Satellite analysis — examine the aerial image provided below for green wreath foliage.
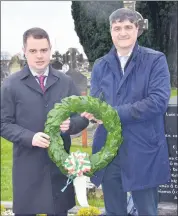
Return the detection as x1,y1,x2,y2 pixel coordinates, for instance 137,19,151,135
44,95,123,177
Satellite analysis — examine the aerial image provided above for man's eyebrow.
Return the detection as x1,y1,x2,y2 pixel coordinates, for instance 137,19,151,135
125,25,133,27
29,48,48,51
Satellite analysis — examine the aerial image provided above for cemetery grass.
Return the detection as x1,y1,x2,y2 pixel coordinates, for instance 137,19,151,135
171,88,177,97
1,137,104,207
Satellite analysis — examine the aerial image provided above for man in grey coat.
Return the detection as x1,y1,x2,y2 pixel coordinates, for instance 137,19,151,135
1,27,89,216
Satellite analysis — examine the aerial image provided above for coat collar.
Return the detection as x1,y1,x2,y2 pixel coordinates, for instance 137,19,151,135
104,41,140,92
105,41,139,65
20,64,61,79
20,64,61,94
29,66,49,77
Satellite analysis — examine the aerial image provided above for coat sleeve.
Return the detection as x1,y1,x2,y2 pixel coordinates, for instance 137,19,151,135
66,79,89,135
115,54,171,124
90,60,102,98
1,78,35,148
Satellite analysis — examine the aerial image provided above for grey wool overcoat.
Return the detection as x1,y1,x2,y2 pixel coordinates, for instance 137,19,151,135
1,65,89,214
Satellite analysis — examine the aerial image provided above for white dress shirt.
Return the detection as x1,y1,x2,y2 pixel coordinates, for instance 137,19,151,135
117,50,132,74
30,66,49,86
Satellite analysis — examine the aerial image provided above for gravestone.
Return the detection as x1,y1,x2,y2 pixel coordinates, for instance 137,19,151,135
51,51,63,71
51,60,63,70
63,48,84,71
159,96,178,203
66,69,87,95
158,96,177,215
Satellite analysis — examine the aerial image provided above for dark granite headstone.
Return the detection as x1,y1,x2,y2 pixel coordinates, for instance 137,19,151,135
51,60,63,70
66,69,87,94
159,96,178,203
51,51,63,70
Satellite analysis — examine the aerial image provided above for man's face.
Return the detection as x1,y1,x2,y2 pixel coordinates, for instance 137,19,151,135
111,19,138,50
23,36,51,72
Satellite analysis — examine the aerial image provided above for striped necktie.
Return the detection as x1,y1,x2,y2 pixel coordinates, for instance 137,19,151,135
36,75,46,92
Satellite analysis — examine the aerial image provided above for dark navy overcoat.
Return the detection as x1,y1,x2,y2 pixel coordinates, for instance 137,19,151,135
90,42,171,192
1,65,89,214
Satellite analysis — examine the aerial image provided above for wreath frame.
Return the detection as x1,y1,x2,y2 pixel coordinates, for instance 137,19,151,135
44,95,123,177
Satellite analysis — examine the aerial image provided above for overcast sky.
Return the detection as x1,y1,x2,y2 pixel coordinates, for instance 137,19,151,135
1,1,86,56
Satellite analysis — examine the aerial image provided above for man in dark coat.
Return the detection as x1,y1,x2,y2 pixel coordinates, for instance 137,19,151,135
82,8,171,216
1,27,89,216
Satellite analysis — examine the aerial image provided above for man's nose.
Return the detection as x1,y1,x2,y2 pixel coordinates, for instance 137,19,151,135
119,28,127,36
36,51,43,58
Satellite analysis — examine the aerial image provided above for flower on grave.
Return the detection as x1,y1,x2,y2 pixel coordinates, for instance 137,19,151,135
37,214,47,216
76,206,101,216
1,209,14,216
1,204,6,214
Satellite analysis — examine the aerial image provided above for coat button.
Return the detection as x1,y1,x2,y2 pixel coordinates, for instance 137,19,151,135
45,104,48,108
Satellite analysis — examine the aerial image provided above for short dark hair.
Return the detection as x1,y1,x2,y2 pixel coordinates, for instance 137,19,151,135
109,8,140,28
23,27,50,47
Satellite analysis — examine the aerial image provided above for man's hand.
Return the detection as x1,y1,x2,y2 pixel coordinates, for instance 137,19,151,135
81,112,103,124
60,118,70,133
32,132,50,148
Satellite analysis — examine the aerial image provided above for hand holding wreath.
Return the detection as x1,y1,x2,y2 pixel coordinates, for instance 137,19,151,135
81,112,103,124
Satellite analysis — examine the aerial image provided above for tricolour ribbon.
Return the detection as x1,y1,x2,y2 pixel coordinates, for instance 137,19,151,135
61,151,91,192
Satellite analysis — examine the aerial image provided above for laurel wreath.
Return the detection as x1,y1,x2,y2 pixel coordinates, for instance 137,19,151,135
44,95,123,178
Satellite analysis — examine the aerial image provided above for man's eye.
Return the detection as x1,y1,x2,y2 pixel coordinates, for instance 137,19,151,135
41,49,48,53
114,28,120,31
126,26,133,30
30,50,36,53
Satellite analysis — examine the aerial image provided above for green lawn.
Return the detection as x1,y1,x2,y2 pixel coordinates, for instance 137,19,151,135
171,88,177,97
1,138,13,201
87,88,90,96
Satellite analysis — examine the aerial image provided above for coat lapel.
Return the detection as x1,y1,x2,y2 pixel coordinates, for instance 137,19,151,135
20,65,43,94
20,65,60,94
104,42,139,88
116,42,139,93
104,46,123,84
45,65,60,92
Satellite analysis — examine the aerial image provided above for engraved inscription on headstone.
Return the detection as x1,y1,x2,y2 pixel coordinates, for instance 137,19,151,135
159,99,178,203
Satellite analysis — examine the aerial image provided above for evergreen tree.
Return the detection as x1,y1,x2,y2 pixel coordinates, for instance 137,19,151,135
72,1,177,86
71,1,124,67
137,1,177,87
